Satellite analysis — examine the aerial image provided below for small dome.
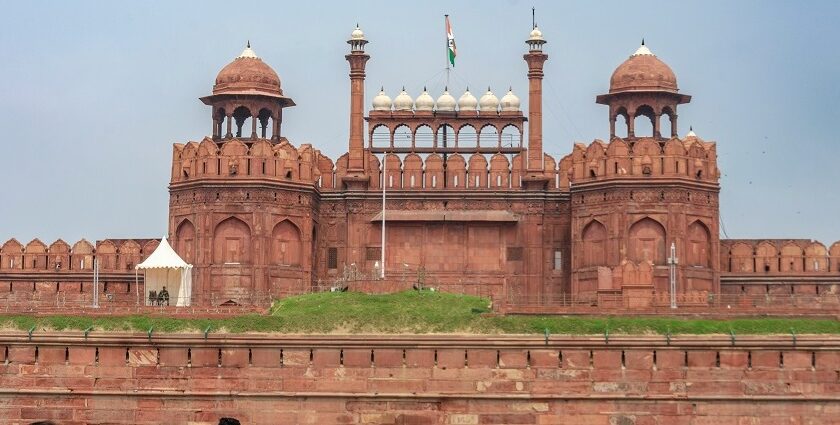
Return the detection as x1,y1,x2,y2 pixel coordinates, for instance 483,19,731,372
479,88,499,112
213,43,282,97
350,25,365,40
436,89,456,111
415,87,435,111
393,88,414,111
685,126,697,139
458,88,478,111
500,88,520,111
528,26,544,41
371,87,392,111
609,42,677,94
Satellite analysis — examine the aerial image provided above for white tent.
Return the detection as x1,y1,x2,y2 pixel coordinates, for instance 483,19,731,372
135,237,193,306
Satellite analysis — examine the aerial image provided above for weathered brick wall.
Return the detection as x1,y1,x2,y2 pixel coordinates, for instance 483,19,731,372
0,334,838,424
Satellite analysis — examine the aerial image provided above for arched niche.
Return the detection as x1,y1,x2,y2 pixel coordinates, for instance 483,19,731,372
478,124,499,148
628,217,666,264
393,124,412,148
686,221,711,267
271,220,302,266
436,124,455,149
213,217,251,264
633,105,655,137
371,124,390,148
175,219,196,264
500,124,521,148
582,220,607,267
457,124,477,148
414,125,433,148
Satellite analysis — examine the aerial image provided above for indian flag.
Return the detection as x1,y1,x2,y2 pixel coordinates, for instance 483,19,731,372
446,15,456,66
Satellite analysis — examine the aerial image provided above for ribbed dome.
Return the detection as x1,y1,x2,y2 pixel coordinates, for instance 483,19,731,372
528,26,544,42
436,89,456,112
458,89,478,111
500,88,520,111
350,25,365,40
213,44,282,97
609,42,677,94
371,87,392,111
415,88,435,111
479,88,499,112
393,88,414,111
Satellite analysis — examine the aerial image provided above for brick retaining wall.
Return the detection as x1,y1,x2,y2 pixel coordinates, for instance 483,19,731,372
0,334,838,424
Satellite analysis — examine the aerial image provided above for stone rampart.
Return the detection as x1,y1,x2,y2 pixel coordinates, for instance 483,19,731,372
0,333,837,424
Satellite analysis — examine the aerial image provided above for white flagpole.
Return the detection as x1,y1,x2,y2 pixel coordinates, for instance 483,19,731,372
381,153,386,279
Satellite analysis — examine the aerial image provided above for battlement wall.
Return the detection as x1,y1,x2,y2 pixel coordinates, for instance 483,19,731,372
565,136,718,185
0,333,837,423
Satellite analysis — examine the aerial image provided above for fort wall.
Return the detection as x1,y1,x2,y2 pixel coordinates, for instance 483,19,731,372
0,333,837,424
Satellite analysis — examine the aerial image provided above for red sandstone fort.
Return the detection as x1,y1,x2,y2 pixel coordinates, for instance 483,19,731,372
1,25,839,313
2,20,840,425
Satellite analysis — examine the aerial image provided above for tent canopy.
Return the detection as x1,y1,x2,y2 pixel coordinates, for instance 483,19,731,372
136,237,190,269
136,238,193,306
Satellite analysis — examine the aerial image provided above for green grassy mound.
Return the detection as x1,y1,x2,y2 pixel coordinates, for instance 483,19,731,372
0,290,838,335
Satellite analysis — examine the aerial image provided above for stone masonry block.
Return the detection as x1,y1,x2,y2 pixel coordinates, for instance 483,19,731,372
406,349,435,368
221,348,249,367
374,349,404,368
251,348,281,367
499,350,528,369
343,349,372,368
467,349,497,368
37,347,66,364
437,349,466,369
313,349,341,368
68,347,96,366
593,350,622,369
687,351,717,368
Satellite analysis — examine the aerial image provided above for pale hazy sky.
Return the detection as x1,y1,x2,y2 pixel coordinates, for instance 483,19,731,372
1,1,838,245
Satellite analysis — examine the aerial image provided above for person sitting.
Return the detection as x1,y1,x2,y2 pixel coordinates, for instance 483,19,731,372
157,286,170,306
148,290,157,306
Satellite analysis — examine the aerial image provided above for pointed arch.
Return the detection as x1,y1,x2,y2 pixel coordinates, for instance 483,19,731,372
175,219,197,264
271,220,302,266
213,216,252,264
582,220,608,267
686,220,711,267
628,217,666,264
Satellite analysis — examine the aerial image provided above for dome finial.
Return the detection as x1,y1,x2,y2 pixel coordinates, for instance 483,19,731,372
641,38,645,46
690,125,693,131
247,40,251,48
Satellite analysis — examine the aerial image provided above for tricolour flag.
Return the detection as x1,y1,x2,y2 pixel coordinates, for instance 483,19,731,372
446,15,456,66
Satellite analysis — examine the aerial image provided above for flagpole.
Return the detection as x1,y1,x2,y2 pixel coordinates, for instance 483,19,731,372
444,14,450,88
381,152,386,279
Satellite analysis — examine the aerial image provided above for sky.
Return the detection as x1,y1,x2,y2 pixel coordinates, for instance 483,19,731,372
0,0,838,245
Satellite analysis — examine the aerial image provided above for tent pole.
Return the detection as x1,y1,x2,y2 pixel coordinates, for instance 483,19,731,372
135,269,139,307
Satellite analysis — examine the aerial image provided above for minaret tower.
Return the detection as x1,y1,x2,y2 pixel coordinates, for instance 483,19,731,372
523,25,549,188
345,25,370,180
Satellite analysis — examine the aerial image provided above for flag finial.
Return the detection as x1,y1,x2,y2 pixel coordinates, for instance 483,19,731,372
532,7,536,29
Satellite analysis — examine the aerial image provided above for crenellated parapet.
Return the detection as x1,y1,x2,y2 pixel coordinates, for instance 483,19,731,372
0,238,157,272
171,137,336,190
721,239,840,274
565,135,718,185
338,151,563,191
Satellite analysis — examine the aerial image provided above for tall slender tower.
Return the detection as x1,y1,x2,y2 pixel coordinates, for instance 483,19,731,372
345,25,370,179
523,26,549,188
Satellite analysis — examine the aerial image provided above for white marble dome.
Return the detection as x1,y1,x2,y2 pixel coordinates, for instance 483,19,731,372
500,88,520,111
479,88,499,112
529,26,544,42
350,25,365,40
458,88,478,111
436,88,456,112
371,88,392,111
393,88,414,111
415,87,435,111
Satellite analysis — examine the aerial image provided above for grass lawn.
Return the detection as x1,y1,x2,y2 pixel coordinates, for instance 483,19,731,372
0,290,838,335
